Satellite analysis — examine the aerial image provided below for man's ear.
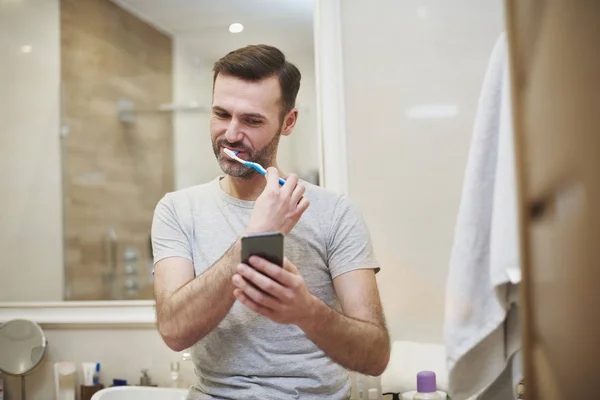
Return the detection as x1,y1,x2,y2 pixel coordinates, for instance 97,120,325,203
281,108,298,137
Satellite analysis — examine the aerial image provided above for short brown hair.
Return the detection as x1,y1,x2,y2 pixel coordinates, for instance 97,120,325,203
213,45,301,118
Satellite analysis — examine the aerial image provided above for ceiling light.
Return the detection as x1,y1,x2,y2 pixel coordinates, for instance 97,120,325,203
229,23,244,33
20,45,32,53
417,7,430,19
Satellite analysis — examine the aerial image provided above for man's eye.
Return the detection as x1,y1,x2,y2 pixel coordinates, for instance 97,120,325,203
247,119,261,125
215,112,229,118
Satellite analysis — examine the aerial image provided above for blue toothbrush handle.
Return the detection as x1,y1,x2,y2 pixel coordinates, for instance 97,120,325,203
248,162,286,186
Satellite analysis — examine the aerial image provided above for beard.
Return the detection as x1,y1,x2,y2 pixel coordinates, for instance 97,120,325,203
212,131,281,179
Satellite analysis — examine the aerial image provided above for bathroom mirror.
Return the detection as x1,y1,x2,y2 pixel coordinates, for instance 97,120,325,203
0,319,48,399
59,0,318,301
0,0,320,303
0,0,508,363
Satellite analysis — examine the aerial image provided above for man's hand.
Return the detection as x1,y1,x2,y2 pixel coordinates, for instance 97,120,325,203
232,256,316,325
245,168,310,236
232,256,391,375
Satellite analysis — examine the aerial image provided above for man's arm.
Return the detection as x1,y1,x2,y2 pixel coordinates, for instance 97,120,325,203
301,193,390,375
153,239,241,352
232,258,390,376
299,268,390,376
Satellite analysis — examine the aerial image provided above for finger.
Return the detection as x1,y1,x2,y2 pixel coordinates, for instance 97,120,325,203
249,256,296,288
265,167,280,190
281,173,299,197
237,262,289,300
282,257,299,274
234,289,276,319
290,181,306,205
232,272,280,310
296,196,310,214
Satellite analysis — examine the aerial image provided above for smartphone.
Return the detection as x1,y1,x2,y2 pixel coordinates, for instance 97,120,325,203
241,232,284,267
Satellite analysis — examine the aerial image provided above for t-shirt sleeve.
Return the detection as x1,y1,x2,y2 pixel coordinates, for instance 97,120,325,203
327,194,380,278
151,193,193,265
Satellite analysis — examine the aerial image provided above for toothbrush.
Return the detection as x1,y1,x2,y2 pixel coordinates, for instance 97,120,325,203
223,148,286,186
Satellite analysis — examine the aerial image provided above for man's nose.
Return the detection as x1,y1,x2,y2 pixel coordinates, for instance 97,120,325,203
224,120,243,143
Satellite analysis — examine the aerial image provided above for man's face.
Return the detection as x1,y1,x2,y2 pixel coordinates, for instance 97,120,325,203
211,73,285,179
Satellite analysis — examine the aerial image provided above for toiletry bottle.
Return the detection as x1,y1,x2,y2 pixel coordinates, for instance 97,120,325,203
82,362,101,386
55,362,77,400
413,371,442,400
112,379,127,387
94,362,101,386
170,361,183,388
356,373,366,399
368,387,379,399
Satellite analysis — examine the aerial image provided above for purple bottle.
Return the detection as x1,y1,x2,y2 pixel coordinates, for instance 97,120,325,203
414,371,442,400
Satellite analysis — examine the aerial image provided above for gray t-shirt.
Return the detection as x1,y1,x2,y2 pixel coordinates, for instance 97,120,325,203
151,177,379,400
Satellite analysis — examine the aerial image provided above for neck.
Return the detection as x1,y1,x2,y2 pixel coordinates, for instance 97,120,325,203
220,161,284,201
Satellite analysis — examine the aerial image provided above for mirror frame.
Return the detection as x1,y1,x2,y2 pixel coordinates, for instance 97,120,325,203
0,0,347,328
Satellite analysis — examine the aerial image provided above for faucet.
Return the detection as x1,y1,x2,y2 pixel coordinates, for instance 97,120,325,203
139,369,152,386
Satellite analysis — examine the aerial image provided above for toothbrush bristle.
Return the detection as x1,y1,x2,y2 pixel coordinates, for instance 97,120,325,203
224,148,244,163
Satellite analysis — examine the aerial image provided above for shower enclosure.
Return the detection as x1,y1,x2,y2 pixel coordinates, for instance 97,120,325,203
60,0,174,300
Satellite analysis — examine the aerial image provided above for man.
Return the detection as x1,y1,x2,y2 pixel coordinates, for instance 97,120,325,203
151,44,390,400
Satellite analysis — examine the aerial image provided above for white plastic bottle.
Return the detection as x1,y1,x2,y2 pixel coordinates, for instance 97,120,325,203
413,371,442,400
170,361,183,388
368,387,379,399
54,362,76,400
356,373,366,399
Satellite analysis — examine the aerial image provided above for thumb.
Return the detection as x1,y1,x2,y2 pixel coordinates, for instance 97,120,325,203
283,257,299,274
266,167,280,188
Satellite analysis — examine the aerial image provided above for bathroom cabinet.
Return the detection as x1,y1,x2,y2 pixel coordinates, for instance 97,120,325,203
506,1,600,398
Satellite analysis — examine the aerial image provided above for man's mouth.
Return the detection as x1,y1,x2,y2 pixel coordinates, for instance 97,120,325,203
222,146,248,160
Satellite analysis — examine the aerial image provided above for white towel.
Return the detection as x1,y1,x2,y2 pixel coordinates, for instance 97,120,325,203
443,32,522,400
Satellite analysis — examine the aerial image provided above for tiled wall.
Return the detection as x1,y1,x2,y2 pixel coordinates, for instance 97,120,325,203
61,0,173,300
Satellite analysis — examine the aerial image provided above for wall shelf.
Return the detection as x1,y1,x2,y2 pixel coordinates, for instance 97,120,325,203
0,300,156,328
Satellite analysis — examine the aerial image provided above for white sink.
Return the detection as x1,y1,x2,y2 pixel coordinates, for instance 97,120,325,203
90,386,189,400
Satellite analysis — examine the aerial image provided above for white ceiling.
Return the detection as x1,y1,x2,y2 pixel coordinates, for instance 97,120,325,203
111,0,315,63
